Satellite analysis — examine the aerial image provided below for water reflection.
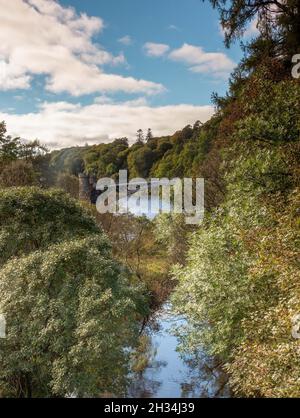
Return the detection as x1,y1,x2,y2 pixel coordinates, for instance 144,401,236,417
128,304,230,398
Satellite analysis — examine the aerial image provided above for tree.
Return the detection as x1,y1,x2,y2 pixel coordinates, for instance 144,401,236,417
146,129,153,142
0,187,99,266
0,160,37,188
154,214,191,265
208,0,300,59
0,187,145,397
83,139,129,178
0,122,49,186
127,147,156,178
0,236,143,397
89,208,172,311
56,173,79,199
0,122,47,165
0,121,21,165
136,129,144,144
19,139,48,161
172,71,300,397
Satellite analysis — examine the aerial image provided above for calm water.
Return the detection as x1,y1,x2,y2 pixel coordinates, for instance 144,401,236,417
128,304,230,398
116,198,230,398
118,195,171,220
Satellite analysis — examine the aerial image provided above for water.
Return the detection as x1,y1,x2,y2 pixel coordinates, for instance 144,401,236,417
118,195,171,220
115,198,230,398
128,304,230,398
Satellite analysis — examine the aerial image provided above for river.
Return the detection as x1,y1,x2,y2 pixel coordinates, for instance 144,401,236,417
116,196,230,398
128,304,230,398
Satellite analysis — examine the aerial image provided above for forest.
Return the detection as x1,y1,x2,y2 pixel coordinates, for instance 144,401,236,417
0,0,299,398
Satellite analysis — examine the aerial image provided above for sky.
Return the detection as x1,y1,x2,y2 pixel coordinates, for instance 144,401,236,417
0,0,258,148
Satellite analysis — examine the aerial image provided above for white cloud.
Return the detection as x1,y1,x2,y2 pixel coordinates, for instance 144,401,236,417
144,42,170,57
169,43,235,78
0,0,164,96
1,100,214,148
118,35,133,46
168,25,180,31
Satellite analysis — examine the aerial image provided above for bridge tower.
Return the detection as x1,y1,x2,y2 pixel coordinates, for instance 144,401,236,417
78,173,90,201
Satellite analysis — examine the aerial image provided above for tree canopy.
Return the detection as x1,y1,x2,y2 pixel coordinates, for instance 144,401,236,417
172,55,300,397
209,0,300,59
0,188,145,397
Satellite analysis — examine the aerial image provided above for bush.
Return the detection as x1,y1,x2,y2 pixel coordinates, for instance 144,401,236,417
0,187,98,266
0,187,146,397
0,236,143,397
172,76,300,397
0,160,37,188
56,173,79,199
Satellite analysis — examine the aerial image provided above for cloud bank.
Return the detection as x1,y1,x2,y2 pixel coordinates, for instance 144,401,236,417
0,100,214,149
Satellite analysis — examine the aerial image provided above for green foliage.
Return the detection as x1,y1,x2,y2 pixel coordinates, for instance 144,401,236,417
50,146,86,176
0,122,21,164
0,235,143,397
127,146,157,178
83,138,129,178
131,335,155,374
0,187,146,397
1,1,298,399
0,122,47,168
0,160,37,188
154,214,191,266
209,0,300,61
48,121,217,182
0,122,50,188
226,190,300,397
236,78,300,144
88,207,172,311
56,173,79,199
0,187,98,266
172,75,300,397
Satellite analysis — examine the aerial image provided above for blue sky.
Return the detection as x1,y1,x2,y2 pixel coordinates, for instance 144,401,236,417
0,0,257,148
60,0,242,105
